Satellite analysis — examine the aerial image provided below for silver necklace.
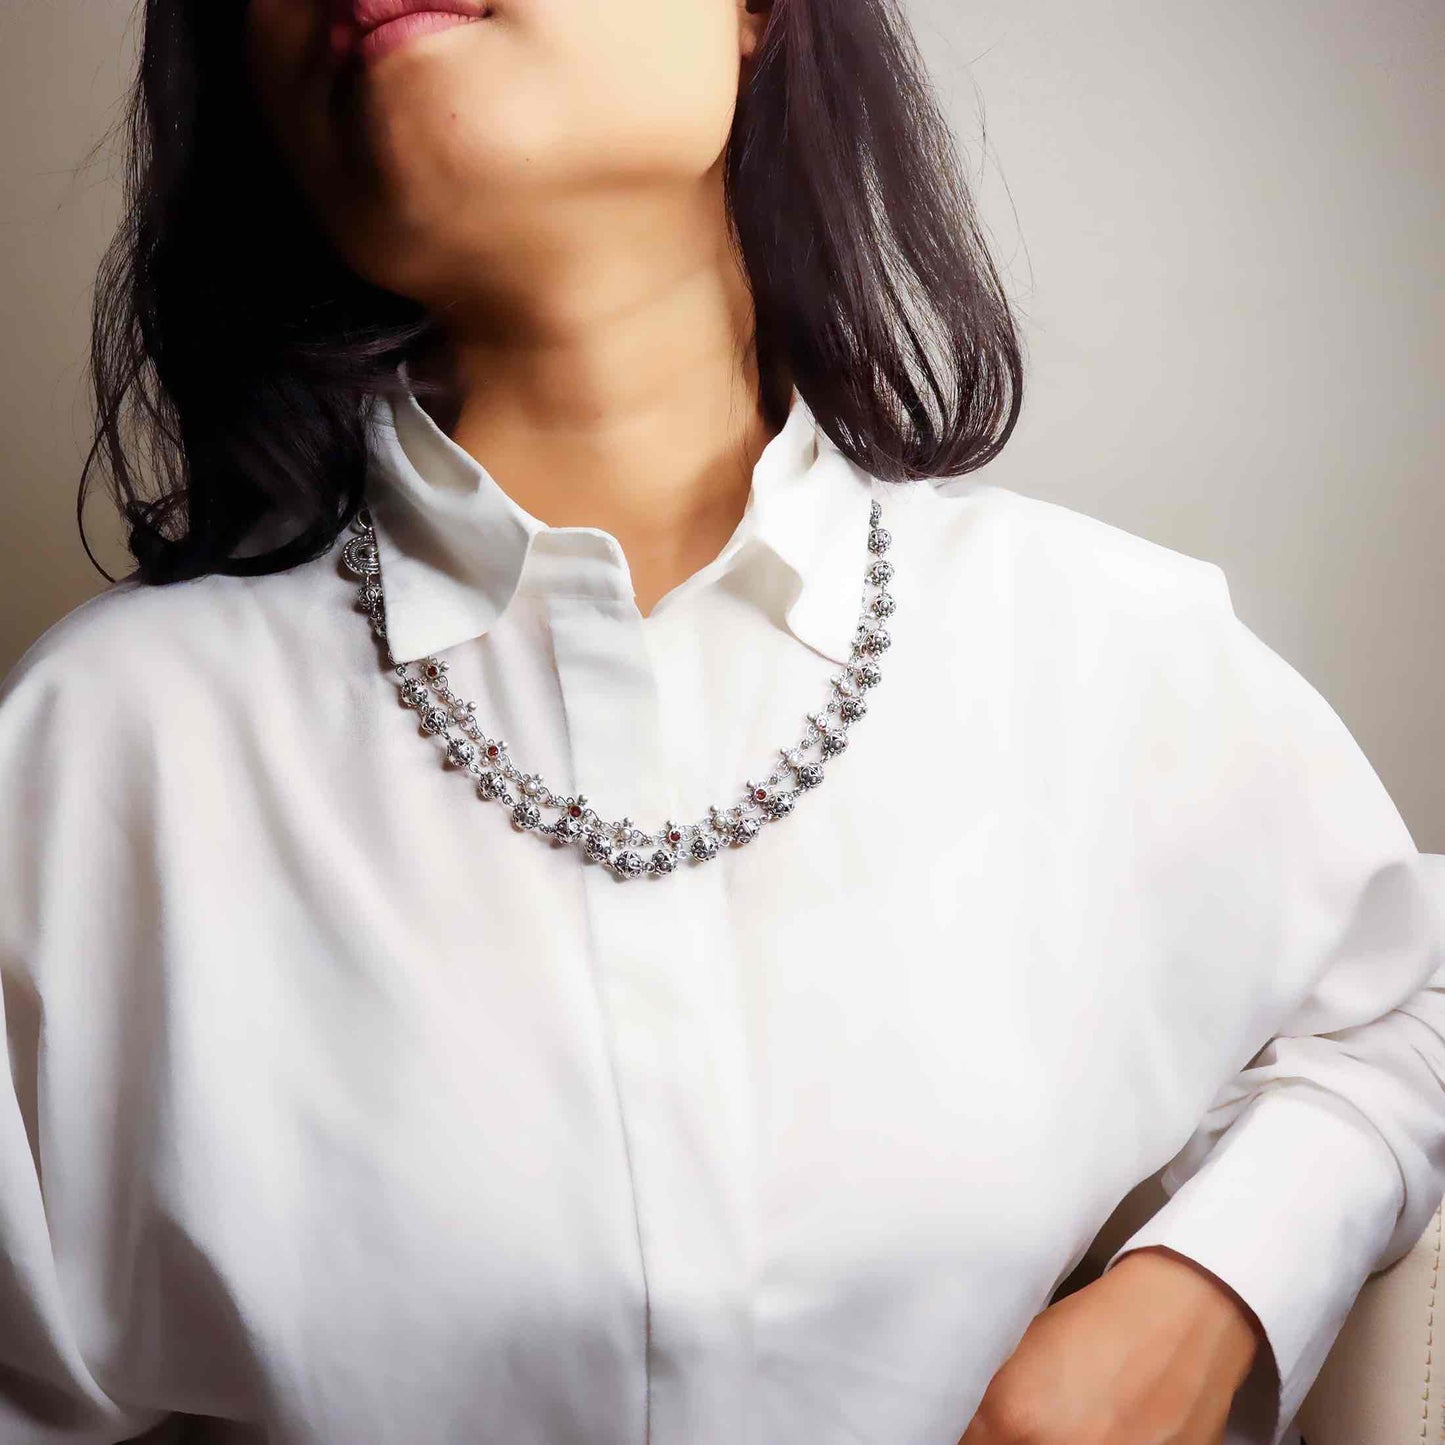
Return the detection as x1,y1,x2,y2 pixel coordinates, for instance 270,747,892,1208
341,494,896,880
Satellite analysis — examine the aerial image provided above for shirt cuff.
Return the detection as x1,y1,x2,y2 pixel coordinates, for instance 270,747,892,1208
1100,1078,1408,1445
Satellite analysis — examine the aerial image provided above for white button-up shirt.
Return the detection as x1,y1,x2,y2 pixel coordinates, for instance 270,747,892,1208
1,377,1441,1445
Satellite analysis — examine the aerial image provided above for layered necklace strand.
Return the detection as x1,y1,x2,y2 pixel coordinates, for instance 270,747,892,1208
341,493,896,880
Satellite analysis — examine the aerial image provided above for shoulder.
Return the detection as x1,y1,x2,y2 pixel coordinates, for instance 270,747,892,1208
0,550,342,755
909,477,1400,814
3,546,345,692
4,573,208,703
912,476,1234,621
895,476,1275,737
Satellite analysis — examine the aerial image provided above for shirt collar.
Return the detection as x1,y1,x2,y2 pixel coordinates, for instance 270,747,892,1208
361,365,878,666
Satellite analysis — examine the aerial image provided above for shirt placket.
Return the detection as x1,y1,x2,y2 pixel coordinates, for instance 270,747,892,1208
531,533,755,1444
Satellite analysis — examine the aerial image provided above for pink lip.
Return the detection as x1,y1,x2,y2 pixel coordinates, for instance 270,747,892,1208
357,10,488,64
330,0,493,66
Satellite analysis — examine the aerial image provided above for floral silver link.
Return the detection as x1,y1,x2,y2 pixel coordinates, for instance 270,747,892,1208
344,493,896,879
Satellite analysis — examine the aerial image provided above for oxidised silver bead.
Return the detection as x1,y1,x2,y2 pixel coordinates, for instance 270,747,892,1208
358,580,384,614
764,789,798,818
853,661,882,689
400,678,429,709
870,499,882,526
867,526,891,555
612,849,645,877
421,706,449,734
650,847,678,874
871,591,896,619
839,694,867,722
553,812,583,842
690,832,719,862
446,737,478,769
732,816,763,846
867,559,893,587
477,771,503,800
512,801,541,829
819,728,849,757
583,830,613,861
796,762,825,789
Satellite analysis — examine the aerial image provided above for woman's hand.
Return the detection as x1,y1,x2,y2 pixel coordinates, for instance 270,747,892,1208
958,1245,1266,1445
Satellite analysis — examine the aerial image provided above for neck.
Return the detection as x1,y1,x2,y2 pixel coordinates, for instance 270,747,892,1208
405,177,782,616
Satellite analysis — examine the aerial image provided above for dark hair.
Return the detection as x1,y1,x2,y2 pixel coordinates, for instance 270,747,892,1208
82,0,1024,586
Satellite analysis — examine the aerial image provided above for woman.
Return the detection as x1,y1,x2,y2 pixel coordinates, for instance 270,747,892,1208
1,1,1440,1442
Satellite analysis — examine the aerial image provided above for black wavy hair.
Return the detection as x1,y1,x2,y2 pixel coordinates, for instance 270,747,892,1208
81,0,1025,586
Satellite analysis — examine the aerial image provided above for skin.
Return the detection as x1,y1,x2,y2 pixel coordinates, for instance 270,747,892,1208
243,5,1266,1437
244,0,776,617
958,1247,1265,1445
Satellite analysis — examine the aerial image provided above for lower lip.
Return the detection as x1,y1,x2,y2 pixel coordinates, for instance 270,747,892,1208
357,11,489,66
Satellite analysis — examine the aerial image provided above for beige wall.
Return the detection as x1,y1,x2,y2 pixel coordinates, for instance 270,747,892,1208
2,2,138,670
2,1,1440,847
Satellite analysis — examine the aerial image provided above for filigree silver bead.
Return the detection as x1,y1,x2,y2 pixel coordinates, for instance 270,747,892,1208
764,789,798,818
867,559,893,586
477,771,503,800
867,527,891,555
512,801,541,829
650,848,678,873
732,816,763,846
584,830,613,861
853,661,882,689
839,694,867,722
819,728,848,757
400,678,429,709
871,592,896,619
612,849,645,877
421,706,449,734
446,737,478,769
690,832,719,862
796,762,825,789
